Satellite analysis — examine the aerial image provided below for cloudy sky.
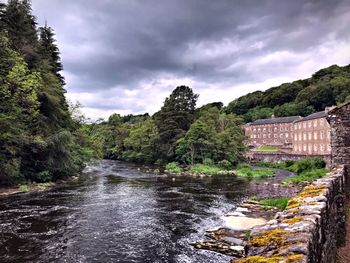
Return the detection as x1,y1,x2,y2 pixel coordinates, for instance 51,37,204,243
30,0,350,120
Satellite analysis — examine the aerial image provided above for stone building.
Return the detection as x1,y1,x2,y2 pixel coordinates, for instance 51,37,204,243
292,111,331,155
244,116,302,150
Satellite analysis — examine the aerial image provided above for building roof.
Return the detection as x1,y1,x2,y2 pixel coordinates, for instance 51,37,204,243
294,111,326,123
250,116,302,125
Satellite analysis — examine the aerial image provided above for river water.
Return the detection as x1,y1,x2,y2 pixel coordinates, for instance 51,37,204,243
0,160,285,263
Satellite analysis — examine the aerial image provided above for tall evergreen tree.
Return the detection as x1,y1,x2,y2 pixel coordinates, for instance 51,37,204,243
154,85,198,161
38,24,65,85
0,0,39,69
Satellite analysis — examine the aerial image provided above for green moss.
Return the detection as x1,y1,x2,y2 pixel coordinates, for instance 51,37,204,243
250,229,287,247
286,199,302,209
255,145,280,152
234,255,282,263
298,185,326,198
285,254,304,262
282,217,302,224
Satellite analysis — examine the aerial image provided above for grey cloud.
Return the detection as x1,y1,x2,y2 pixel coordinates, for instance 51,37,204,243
31,0,350,116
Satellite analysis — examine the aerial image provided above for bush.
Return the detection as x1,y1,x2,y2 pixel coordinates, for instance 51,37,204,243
36,170,52,183
189,164,221,175
19,184,29,192
165,162,182,174
203,158,214,166
218,160,232,170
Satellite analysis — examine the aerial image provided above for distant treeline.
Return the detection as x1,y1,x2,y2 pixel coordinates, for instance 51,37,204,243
225,64,350,122
80,86,246,167
0,0,87,185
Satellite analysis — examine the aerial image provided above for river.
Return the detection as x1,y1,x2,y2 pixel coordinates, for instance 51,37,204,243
0,160,293,263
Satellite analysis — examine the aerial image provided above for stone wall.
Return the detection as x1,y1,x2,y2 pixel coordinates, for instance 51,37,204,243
248,152,331,166
234,102,350,263
234,166,347,263
327,101,350,169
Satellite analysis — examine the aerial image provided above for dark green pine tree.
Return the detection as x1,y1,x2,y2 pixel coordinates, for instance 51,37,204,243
0,0,39,69
154,85,199,161
38,24,65,85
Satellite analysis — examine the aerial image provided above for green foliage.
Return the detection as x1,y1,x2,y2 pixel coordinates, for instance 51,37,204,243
154,85,199,161
284,168,328,184
176,107,246,166
235,164,275,178
256,158,328,184
189,164,221,175
18,184,29,192
165,162,182,174
0,1,86,185
226,64,350,121
259,197,290,211
218,160,232,170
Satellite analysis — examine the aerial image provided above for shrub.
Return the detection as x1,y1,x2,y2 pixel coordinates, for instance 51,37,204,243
203,158,214,166
189,164,221,175
19,184,29,192
165,162,182,174
218,160,232,170
36,170,52,183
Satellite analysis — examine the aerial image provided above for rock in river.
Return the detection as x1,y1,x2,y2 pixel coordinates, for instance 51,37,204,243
223,215,267,231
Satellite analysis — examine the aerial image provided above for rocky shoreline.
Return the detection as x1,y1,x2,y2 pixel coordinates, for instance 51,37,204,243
191,200,280,259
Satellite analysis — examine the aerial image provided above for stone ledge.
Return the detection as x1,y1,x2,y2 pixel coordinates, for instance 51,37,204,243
232,165,346,263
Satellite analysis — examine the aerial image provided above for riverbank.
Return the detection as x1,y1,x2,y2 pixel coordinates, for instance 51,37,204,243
0,176,79,197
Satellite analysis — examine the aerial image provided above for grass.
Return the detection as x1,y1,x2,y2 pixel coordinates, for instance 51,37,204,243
255,145,279,152
256,158,329,184
189,164,222,175
258,197,290,210
165,162,183,174
283,168,329,184
18,184,29,192
235,163,275,178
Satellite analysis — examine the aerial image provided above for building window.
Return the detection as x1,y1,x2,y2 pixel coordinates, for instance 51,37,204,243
314,145,318,152
258,128,261,132
280,134,283,138
320,144,324,152
299,123,302,129
285,133,289,138
320,131,324,139
303,133,307,140
314,132,317,140
320,119,324,126
263,128,266,132
274,134,277,138
313,120,317,127
308,132,312,140
268,134,271,138
253,128,256,132
299,133,302,141
303,122,306,128
294,134,297,141
263,134,266,138
303,145,307,151
280,127,284,131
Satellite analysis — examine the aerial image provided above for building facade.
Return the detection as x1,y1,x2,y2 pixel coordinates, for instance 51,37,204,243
293,111,331,155
244,110,332,156
244,116,302,149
